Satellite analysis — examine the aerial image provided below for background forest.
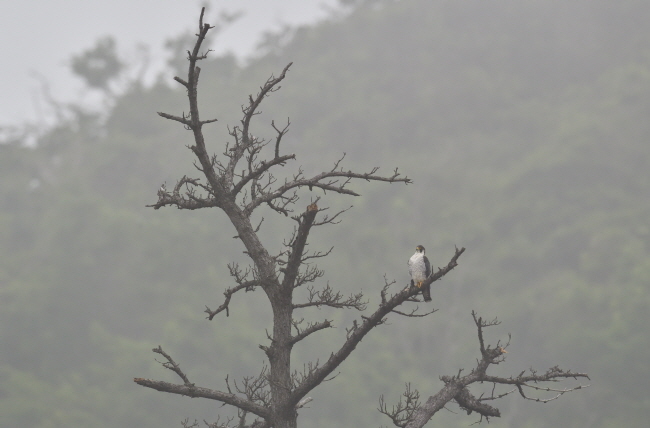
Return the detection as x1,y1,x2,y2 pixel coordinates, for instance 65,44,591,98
1,0,649,427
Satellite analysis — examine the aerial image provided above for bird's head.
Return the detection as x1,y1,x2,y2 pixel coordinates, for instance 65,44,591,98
415,245,426,254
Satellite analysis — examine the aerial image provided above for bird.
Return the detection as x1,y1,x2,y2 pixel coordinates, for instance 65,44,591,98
408,245,432,302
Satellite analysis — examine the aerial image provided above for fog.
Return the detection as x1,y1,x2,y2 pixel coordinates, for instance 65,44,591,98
1,1,648,427
0,0,338,124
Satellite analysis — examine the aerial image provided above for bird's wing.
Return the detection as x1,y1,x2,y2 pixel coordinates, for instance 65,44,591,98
424,256,431,278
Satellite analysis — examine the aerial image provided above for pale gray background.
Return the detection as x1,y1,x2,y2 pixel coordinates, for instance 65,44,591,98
1,0,339,125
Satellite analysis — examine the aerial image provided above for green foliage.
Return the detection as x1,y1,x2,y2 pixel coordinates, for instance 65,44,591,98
2,1,650,426
71,37,124,91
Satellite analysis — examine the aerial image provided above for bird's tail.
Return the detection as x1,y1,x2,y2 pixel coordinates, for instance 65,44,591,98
422,284,432,302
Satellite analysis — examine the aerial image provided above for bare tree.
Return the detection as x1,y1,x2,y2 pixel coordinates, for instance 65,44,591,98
134,9,589,428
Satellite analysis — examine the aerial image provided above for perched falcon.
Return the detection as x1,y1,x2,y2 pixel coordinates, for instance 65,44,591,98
408,245,432,302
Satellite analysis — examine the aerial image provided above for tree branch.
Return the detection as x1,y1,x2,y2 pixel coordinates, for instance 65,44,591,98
205,263,261,319
293,264,325,288
289,319,333,346
152,346,192,385
453,386,500,417
133,378,270,419
231,153,296,197
280,202,319,289
157,111,192,127
224,63,293,192
289,247,465,408
393,311,589,428
205,280,258,320
228,367,271,408
147,176,219,210
292,284,366,311
378,383,421,428
243,166,411,215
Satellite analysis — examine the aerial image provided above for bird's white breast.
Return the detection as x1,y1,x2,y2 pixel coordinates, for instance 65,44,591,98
409,253,427,282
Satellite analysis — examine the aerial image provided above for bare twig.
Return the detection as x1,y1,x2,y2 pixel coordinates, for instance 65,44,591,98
152,346,191,385
289,319,333,345
205,280,258,319
378,384,421,428
293,284,366,311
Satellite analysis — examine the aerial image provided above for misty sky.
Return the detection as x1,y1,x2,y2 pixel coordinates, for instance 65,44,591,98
1,0,339,126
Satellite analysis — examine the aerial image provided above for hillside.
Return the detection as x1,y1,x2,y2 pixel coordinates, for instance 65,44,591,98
1,1,649,426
